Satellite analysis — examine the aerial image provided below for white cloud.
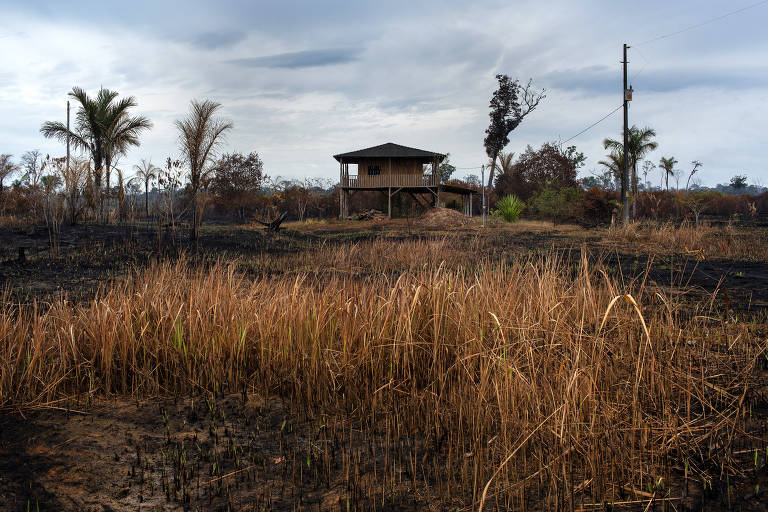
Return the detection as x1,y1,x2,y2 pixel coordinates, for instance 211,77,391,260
0,0,766,186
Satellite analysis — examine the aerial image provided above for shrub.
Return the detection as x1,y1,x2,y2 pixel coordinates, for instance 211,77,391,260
494,143,579,201
575,187,619,226
491,194,525,222
529,186,582,223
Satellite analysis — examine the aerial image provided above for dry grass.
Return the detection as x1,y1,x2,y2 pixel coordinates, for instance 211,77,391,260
2,239,765,508
239,237,491,276
606,220,768,260
0,214,25,228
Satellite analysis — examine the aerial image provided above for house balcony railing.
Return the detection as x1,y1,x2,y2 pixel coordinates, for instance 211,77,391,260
343,173,438,188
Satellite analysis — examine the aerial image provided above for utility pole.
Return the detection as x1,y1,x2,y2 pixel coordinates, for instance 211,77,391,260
66,101,70,177
481,164,486,228
622,43,632,223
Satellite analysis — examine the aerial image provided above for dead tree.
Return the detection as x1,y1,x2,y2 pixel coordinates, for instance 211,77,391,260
255,211,288,232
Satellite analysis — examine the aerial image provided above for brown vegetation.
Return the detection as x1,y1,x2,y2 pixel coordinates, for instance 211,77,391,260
606,221,768,261
2,232,768,509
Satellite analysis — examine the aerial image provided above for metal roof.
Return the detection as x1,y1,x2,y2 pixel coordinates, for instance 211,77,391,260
333,142,445,163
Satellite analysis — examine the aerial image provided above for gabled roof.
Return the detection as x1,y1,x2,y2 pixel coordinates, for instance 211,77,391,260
333,142,445,163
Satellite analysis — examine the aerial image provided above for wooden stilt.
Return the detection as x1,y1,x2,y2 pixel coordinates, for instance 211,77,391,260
388,187,392,218
433,157,441,207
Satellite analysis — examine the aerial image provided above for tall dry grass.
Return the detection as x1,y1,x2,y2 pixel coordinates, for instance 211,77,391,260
0,246,765,508
607,220,767,260
241,236,491,276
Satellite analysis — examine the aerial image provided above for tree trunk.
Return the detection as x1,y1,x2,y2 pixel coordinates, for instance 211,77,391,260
105,156,111,196
631,162,638,218
191,189,199,241
145,184,149,218
104,155,112,223
487,152,498,189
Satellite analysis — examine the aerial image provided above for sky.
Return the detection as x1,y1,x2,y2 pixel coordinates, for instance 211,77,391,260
1,0,767,187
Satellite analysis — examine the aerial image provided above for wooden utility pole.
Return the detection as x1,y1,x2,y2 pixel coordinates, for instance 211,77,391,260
622,44,631,223
481,164,486,228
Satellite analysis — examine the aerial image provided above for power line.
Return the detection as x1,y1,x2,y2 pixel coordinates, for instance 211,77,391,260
635,0,768,46
560,104,623,145
556,2,766,158
630,46,650,82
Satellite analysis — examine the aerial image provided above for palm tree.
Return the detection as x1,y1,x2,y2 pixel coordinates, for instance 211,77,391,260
175,99,233,240
133,159,159,217
685,160,702,191
41,87,151,218
659,156,678,192
489,151,515,179
598,150,624,190
604,126,658,212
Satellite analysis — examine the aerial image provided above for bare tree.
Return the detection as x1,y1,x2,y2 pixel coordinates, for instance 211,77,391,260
289,178,322,222
678,191,709,226
641,160,655,190
40,158,65,256
175,99,233,239
158,158,184,229
685,160,702,191
21,150,44,188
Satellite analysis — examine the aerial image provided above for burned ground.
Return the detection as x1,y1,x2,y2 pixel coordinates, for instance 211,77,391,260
2,219,767,312
2,218,768,511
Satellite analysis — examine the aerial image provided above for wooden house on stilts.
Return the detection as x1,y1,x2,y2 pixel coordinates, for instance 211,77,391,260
334,142,476,219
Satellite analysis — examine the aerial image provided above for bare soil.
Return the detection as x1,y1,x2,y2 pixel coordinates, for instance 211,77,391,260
0,393,436,511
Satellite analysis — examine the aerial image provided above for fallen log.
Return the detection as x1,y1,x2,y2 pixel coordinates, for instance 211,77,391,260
255,212,288,232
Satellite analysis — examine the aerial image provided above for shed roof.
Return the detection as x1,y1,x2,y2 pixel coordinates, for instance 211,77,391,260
333,142,445,163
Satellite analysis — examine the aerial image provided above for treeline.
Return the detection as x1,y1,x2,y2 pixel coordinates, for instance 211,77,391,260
476,74,767,226
4,143,766,231
0,150,342,227
474,142,768,226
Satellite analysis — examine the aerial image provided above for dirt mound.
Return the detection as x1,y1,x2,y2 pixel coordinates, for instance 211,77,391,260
420,207,473,227
349,209,387,221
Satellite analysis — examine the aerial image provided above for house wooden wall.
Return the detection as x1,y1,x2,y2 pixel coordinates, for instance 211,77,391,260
355,158,429,187
356,158,424,175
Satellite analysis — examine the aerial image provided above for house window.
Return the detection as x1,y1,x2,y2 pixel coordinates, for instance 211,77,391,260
367,165,381,176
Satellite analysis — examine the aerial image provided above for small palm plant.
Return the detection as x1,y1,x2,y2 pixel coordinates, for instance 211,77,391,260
492,195,525,222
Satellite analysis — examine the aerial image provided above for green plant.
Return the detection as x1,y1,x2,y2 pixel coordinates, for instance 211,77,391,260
529,185,581,224
491,194,525,222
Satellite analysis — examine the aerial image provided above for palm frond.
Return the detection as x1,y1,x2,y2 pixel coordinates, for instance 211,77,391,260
40,121,91,152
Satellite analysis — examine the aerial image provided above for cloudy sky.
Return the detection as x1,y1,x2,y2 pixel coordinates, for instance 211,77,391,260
1,0,767,187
